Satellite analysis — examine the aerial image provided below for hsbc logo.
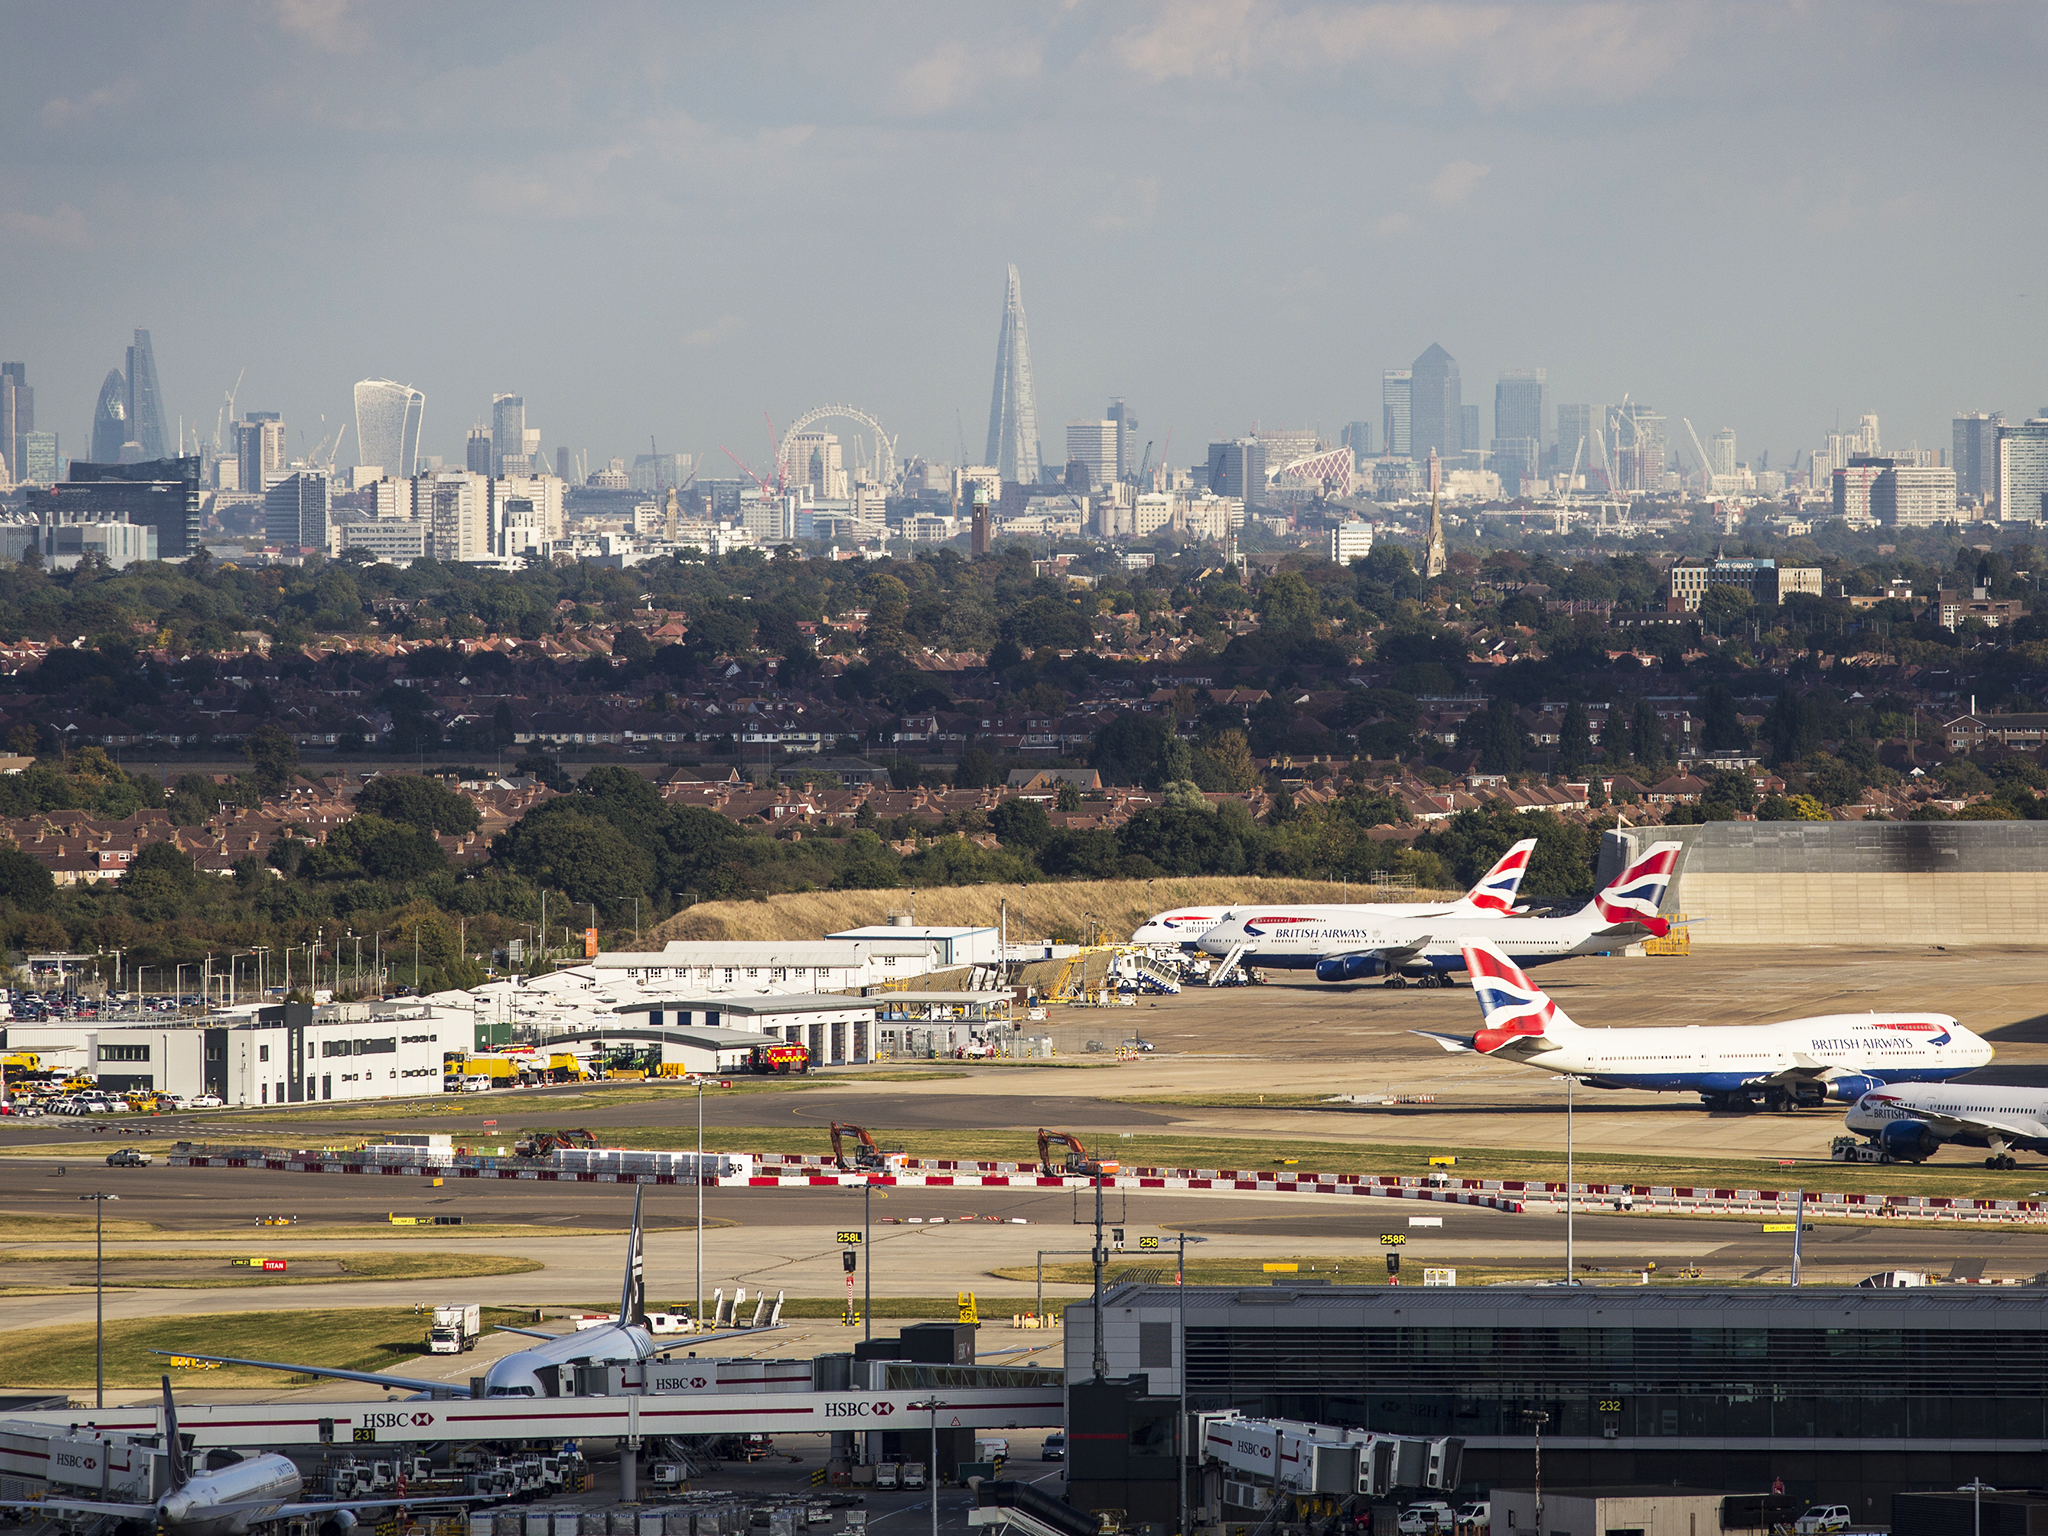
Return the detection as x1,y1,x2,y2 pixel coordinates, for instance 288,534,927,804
362,1412,435,1429
825,1400,897,1418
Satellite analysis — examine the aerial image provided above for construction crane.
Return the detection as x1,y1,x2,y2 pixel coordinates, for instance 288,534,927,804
1559,435,1585,530
1682,417,1717,493
720,445,772,494
1037,1128,1120,1179
212,367,245,455
1132,439,1154,487
828,1122,893,1172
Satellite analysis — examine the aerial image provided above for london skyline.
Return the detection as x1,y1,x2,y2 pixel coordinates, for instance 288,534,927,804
4,0,2044,478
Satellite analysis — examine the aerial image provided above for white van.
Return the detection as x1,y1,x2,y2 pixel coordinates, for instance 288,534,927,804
462,1075,493,1093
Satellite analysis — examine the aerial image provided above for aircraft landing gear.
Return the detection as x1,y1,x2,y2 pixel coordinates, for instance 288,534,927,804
1384,976,1408,989
1986,1154,2018,1170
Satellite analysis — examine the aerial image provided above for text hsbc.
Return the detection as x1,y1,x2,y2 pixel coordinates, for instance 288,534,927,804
825,1402,896,1418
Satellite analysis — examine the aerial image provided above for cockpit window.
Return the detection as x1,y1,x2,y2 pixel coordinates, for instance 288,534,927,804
486,1385,536,1397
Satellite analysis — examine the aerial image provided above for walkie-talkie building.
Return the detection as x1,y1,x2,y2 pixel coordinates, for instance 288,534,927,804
354,379,425,479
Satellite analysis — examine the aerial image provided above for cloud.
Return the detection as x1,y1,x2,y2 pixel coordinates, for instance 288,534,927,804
681,315,745,350
1427,158,1491,207
273,0,367,53
1104,1,1703,106
0,205,88,247
41,81,135,128
1369,211,1420,238
1091,175,1162,232
894,38,1045,115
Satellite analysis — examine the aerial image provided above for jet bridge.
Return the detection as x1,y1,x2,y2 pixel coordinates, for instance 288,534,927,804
1196,1412,1463,1498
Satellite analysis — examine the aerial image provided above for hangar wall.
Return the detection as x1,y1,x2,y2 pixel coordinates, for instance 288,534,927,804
1600,823,2048,946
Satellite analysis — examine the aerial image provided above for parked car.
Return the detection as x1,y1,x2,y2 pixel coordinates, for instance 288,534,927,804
1794,1508,1851,1535
1399,1504,1455,1535
1456,1503,1490,1528
1040,1433,1065,1462
186,1094,224,1109
106,1147,152,1167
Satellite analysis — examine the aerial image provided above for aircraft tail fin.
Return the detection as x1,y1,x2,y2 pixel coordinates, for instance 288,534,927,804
1461,939,1580,1052
1592,839,1683,936
1458,838,1538,914
619,1186,646,1327
162,1375,189,1490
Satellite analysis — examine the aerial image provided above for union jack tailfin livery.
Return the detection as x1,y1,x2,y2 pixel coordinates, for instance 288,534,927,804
1592,841,1681,937
1460,838,1538,914
1462,939,1582,1055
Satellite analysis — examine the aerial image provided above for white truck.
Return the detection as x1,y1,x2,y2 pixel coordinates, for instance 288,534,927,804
425,1303,482,1353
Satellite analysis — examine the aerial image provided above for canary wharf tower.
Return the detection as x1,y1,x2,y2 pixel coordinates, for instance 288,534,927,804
983,264,1043,484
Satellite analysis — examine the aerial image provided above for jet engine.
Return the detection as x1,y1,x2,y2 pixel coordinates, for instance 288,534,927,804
318,1511,359,1536
1826,1075,1884,1104
1315,954,1385,982
1880,1118,1941,1163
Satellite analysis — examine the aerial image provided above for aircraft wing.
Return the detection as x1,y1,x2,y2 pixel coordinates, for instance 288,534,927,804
148,1351,468,1396
495,1325,558,1339
1410,1030,1477,1054
35,1499,154,1519
272,1497,487,1517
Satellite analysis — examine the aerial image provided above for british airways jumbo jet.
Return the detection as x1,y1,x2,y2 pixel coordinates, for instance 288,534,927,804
1127,839,1540,948
1416,938,1992,1110
1191,842,1682,986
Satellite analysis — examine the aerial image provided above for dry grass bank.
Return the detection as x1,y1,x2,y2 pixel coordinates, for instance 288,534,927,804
647,877,1460,947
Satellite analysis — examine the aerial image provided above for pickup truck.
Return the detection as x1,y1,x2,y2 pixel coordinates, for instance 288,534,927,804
106,1147,152,1167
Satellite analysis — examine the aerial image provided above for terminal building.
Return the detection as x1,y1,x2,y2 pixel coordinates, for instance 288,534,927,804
1067,1281,2048,1515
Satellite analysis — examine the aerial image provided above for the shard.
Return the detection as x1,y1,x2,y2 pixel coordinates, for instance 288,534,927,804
983,263,1042,484
125,328,167,461
353,378,425,479
90,368,129,462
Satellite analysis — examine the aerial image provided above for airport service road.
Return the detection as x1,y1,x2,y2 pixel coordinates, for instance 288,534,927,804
4,1159,2043,1340
7,946,2048,1164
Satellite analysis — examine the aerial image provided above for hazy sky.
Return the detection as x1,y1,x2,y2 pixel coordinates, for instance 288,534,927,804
5,0,2045,482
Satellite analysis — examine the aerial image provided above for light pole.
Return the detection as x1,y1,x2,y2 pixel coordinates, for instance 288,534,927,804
1523,1409,1549,1536
1176,1231,1207,1536
79,1192,119,1408
252,946,270,1002
909,1397,948,1536
1963,1477,1994,1536
1553,1074,1578,1283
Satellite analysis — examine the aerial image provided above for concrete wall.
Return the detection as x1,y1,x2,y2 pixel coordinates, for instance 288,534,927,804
1493,1489,1726,1536
1601,823,2048,946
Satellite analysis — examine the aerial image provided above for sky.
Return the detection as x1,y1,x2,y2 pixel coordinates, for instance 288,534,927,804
4,0,2046,483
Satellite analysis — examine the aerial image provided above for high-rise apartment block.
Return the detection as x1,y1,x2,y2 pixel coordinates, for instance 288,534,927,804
467,427,492,476
124,330,167,462
353,379,424,480
1409,344,1461,461
1,363,32,483
1206,439,1266,503
1710,428,1738,479
235,412,287,493
1330,521,1375,564
1340,421,1372,462
984,264,1043,484
1998,419,2048,524
1870,462,1958,526
1066,421,1119,491
1106,398,1138,483
21,433,58,485
1382,371,1412,460
1954,413,2003,503
265,471,332,552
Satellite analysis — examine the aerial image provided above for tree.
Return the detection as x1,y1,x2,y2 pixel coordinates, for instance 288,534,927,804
244,723,299,794
1090,715,1175,788
1055,780,1082,812
1699,585,1752,632
122,841,199,899
1557,701,1592,772
0,843,55,909
614,626,653,661
1200,729,1260,792
318,813,449,880
953,747,1000,789
1258,572,1320,631
1700,682,1746,752
1457,697,1526,773
493,807,654,914
357,774,483,835
1630,698,1665,767
989,797,1054,851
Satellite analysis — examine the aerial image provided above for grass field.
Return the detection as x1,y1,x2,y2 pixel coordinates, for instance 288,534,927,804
537,1124,2048,1203
0,1306,534,1390
0,1249,542,1290
0,1212,165,1240
649,877,1456,946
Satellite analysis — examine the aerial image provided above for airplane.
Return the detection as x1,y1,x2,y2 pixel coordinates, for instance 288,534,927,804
38,1376,451,1535
161,1188,770,1397
1127,838,1541,948
1844,1083,2048,1168
1191,841,1685,987
1414,938,1991,1110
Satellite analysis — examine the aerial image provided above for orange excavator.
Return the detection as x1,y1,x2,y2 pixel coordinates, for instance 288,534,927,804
830,1122,891,1173
1038,1128,1119,1179
513,1127,599,1158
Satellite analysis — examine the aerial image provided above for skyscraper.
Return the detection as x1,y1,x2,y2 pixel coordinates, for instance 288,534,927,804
90,369,128,462
1382,371,1413,461
1710,429,1738,479
353,379,425,479
1459,405,1480,464
1954,413,2003,503
64,456,202,559
124,329,167,461
1106,397,1138,482
1341,421,1372,461
467,427,492,476
1,362,31,483
265,471,332,552
983,264,1042,485
1206,439,1266,502
1494,370,1546,449
1410,344,1461,461
1555,403,1604,478
492,394,525,476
